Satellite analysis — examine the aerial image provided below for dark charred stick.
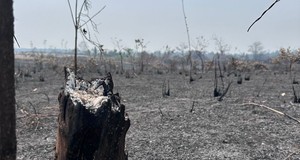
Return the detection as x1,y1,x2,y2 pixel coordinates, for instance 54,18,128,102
247,0,280,32
190,101,195,113
162,79,170,97
218,81,233,101
166,80,170,96
292,85,300,103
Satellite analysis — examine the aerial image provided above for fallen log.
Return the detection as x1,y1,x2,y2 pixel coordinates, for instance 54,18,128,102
55,68,130,160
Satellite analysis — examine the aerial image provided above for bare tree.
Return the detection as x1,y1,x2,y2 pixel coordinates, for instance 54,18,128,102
67,0,105,75
272,48,300,79
162,45,175,73
181,0,193,82
213,36,230,77
213,37,230,97
0,0,16,159
176,43,188,74
193,36,208,74
135,39,147,73
112,38,125,73
248,41,264,61
124,48,135,72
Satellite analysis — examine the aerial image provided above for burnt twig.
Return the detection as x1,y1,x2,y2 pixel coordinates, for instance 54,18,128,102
241,102,300,124
28,101,37,115
218,81,233,101
247,0,280,32
292,85,300,103
159,107,164,117
14,35,20,48
162,79,170,97
190,101,195,113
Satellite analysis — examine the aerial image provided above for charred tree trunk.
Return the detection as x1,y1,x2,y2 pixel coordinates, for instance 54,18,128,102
213,56,221,97
119,52,124,74
292,85,300,103
55,68,130,160
0,0,16,159
199,54,205,75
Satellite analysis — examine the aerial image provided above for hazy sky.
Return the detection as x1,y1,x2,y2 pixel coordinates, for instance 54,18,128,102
14,0,300,53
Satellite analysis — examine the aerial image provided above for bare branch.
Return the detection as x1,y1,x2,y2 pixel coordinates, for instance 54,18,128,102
75,0,78,24
83,0,91,11
181,0,191,52
14,35,20,48
190,101,195,113
80,17,99,34
67,0,76,26
241,102,300,124
28,101,37,115
218,81,232,101
79,26,104,55
181,0,193,82
79,5,106,28
247,0,280,32
78,0,92,25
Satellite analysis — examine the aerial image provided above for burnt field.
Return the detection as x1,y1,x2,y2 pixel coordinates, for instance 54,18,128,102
15,56,300,160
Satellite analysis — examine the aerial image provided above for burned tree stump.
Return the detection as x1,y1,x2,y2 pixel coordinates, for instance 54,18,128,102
237,75,242,84
55,68,130,160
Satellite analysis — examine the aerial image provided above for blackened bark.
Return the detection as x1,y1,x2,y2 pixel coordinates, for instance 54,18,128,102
0,0,16,159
